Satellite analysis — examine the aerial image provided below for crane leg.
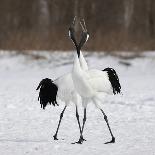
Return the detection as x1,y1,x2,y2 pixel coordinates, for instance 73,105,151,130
74,108,87,144
81,108,86,133
53,106,67,140
72,106,85,144
79,108,87,142
100,109,115,144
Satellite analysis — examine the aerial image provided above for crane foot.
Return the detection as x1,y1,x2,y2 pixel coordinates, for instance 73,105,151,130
104,137,115,144
53,134,58,140
72,136,86,144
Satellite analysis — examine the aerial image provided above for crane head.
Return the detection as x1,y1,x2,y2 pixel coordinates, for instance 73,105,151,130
68,16,78,49
69,17,89,58
78,18,89,50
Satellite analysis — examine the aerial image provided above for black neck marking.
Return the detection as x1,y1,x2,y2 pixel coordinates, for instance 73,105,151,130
77,46,80,58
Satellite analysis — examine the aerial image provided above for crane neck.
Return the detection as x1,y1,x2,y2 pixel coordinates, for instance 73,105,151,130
76,47,88,71
73,52,81,73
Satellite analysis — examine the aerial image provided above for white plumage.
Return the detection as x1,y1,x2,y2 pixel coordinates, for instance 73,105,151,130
86,69,113,94
79,53,113,94
37,72,82,141
72,52,113,104
54,73,79,105
70,18,121,144
37,17,121,144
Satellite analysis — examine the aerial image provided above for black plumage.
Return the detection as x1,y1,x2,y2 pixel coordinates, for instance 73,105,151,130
103,68,121,95
36,78,58,109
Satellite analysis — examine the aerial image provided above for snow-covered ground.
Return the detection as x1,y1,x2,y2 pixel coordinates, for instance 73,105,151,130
0,51,155,155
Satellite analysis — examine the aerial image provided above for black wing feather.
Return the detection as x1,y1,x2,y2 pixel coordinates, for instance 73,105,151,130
36,78,58,109
103,68,121,95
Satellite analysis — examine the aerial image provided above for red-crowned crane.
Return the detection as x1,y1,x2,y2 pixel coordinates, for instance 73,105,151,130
36,18,86,143
69,19,121,144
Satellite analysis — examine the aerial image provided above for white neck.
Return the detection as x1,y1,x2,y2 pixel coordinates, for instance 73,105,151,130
72,51,94,98
79,51,88,71
73,53,82,73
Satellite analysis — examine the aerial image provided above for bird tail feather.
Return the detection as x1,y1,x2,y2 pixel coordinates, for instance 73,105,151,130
36,78,58,109
103,68,121,95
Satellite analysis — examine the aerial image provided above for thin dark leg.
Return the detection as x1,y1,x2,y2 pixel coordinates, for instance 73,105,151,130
72,106,84,144
72,107,87,144
76,106,82,135
100,109,115,144
79,108,87,142
81,108,86,137
53,106,67,140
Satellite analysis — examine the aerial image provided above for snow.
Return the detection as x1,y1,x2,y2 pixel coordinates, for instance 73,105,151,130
0,51,155,155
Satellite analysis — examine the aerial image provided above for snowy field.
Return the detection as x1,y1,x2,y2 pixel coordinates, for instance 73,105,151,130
0,51,155,155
